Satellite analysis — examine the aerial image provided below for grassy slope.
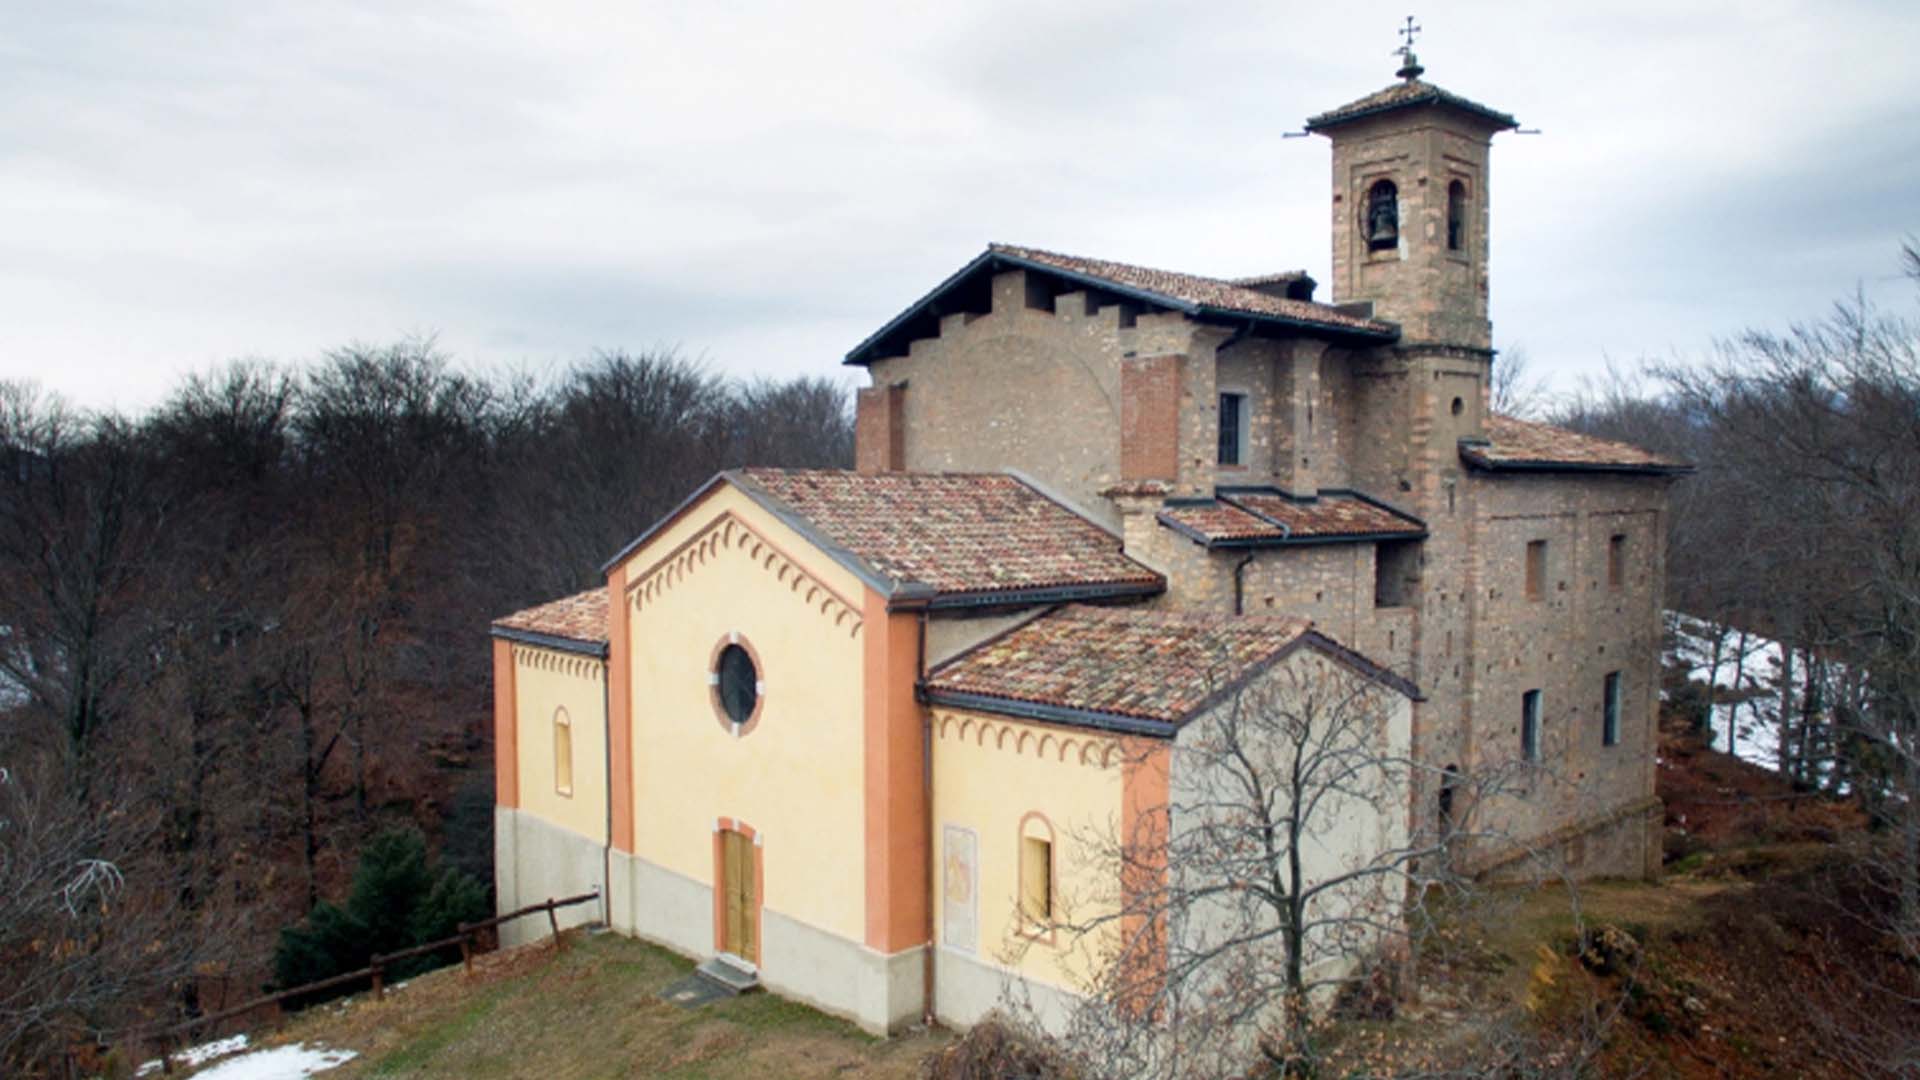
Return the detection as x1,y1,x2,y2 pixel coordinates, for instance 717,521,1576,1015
250,932,946,1079
201,722,1888,1079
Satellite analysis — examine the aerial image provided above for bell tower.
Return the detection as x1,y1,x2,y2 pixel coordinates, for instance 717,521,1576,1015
1305,25,1518,352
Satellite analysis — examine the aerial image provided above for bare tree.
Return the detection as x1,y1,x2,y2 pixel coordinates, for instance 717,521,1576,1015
1647,242,1920,1074
0,760,202,1074
1490,346,1549,418
1016,647,1539,1079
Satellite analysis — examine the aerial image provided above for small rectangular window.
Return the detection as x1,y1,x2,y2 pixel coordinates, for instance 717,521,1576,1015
1217,392,1245,466
1525,540,1548,600
1020,836,1053,923
1521,689,1542,761
1603,671,1622,747
554,711,574,796
1374,539,1420,608
1608,533,1627,589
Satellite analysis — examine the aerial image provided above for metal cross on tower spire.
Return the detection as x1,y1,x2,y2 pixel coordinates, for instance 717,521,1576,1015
1394,15,1425,81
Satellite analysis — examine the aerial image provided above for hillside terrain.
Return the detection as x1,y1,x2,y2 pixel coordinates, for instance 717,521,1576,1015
157,716,1905,1079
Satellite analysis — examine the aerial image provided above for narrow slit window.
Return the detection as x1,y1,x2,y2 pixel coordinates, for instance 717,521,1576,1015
1603,672,1622,747
1521,690,1542,762
1217,392,1246,466
1447,180,1467,251
1525,540,1548,600
1608,533,1627,589
1020,835,1053,924
553,708,574,796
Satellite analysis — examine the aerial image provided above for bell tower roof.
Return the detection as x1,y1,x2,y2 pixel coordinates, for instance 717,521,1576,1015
1305,78,1518,135
1309,17,1517,134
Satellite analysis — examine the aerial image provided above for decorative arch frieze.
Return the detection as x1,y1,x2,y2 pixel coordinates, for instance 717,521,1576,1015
512,646,607,682
625,512,863,638
932,709,1120,769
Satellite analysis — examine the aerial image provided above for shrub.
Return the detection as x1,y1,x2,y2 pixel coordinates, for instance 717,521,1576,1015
271,826,490,1002
920,1015,1081,1080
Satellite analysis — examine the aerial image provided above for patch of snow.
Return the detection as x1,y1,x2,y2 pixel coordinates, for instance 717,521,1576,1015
189,1044,356,1080
137,1034,249,1075
137,1037,355,1080
1666,612,1792,773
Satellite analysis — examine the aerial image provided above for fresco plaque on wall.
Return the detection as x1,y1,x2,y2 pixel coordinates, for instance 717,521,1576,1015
942,824,978,953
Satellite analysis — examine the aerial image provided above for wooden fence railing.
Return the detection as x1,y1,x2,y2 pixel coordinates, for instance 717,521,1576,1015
140,889,600,1075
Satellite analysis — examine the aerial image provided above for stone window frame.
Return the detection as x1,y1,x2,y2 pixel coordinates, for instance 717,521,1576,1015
1363,176,1401,256
1602,671,1623,748
1216,388,1250,470
1521,689,1543,762
1016,810,1059,945
708,632,767,738
553,706,574,797
1445,176,1473,260
1525,539,1548,601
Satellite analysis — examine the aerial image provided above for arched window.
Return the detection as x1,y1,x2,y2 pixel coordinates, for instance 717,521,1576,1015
1018,812,1056,931
553,707,573,796
1447,180,1468,251
1366,179,1399,251
1438,763,1462,837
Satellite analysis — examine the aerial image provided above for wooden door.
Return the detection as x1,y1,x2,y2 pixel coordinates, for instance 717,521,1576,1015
720,829,758,963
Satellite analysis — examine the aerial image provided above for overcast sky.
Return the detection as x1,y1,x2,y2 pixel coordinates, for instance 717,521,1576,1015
3,0,1916,414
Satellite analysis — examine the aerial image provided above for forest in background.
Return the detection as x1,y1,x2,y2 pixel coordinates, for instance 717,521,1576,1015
0,345,852,1069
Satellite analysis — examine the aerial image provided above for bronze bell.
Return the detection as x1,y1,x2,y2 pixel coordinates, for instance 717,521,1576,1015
1368,212,1397,245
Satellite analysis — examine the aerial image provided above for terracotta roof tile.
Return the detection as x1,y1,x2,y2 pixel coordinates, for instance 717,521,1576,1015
736,469,1163,599
492,588,609,645
926,605,1312,726
1305,79,1518,132
1159,489,1425,545
990,244,1396,336
1464,415,1688,474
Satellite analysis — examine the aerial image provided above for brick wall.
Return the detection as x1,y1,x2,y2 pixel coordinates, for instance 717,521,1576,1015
855,383,907,473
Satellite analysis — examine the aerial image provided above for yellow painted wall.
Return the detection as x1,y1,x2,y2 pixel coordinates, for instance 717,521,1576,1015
622,483,869,943
513,644,609,842
931,707,1125,993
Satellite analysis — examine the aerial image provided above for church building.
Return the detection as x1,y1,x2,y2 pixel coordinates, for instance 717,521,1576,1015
488,48,1685,1036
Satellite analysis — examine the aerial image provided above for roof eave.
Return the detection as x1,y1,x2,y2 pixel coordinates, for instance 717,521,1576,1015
920,688,1179,739
846,248,1399,366
1192,304,1398,344
922,578,1164,611
1305,93,1519,135
488,625,611,659
1461,454,1694,477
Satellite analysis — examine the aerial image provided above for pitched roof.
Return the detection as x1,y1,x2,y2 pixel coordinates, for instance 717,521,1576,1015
845,244,1396,366
732,469,1163,605
1462,415,1690,475
991,244,1394,335
924,604,1416,735
1158,489,1426,547
491,589,609,654
1305,78,1518,133
926,605,1311,732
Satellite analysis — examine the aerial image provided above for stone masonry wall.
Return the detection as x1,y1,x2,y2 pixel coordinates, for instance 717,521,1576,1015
1460,471,1671,870
861,270,1220,527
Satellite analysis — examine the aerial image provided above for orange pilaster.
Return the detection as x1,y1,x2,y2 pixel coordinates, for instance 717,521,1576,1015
862,591,928,953
492,637,518,808
1120,737,1171,1008
607,565,635,854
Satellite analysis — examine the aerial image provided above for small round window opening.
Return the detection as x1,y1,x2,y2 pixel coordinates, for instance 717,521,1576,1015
711,638,763,735
1451,396,1465,417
